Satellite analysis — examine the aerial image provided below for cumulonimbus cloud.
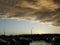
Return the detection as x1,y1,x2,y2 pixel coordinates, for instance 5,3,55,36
0,0,60,26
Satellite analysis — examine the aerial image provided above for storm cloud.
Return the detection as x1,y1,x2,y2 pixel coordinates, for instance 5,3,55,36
0,0,60,26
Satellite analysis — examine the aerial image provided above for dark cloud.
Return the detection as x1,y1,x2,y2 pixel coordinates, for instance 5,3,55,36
26,0,37,2
53,0,60,5
0,0,19,6
0,0,60,26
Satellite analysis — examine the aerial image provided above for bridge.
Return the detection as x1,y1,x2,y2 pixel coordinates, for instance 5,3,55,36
0,34,60,45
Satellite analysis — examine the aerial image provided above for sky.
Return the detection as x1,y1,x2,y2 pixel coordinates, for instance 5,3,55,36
0,0,60,35
0,19,60,35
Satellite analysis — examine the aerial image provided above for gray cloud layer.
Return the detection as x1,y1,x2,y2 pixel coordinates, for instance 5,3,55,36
0,0,60,26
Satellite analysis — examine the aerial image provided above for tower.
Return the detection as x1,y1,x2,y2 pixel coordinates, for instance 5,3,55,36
3,29,5,35
31,27,33,34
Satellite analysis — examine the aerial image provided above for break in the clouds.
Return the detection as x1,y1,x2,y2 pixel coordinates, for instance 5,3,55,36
0,0,60,26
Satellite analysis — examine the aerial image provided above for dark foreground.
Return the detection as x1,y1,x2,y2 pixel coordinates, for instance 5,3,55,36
0,34,60,45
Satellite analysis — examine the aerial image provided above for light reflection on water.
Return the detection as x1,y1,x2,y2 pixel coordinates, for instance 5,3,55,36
30,41,52,45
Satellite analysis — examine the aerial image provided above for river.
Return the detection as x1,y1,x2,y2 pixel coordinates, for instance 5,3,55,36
30,41,52,45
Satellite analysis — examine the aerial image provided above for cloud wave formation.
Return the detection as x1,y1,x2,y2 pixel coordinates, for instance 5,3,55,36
0,0,60,26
